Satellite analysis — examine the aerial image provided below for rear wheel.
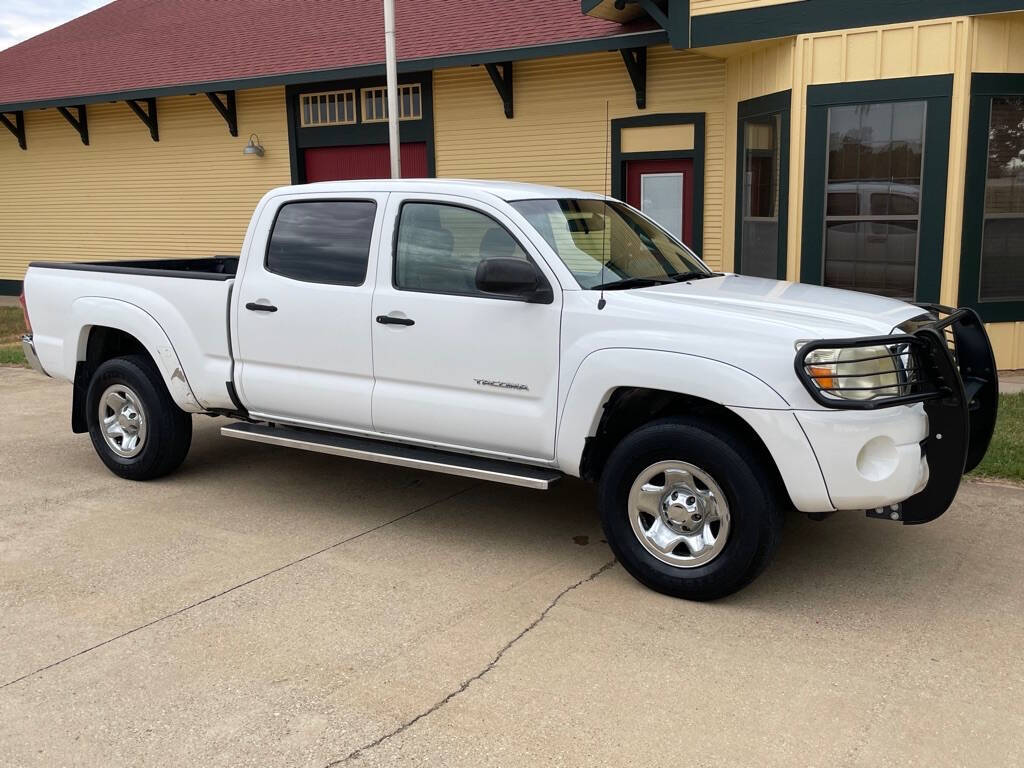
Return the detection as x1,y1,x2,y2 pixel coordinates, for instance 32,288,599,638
86,355,192,480
598,417,782,600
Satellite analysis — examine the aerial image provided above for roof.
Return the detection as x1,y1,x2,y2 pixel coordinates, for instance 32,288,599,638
274,178,606,202
0,0,661,112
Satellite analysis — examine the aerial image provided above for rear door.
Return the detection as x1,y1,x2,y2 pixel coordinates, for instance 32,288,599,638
233,192,387,429
370,193,562,460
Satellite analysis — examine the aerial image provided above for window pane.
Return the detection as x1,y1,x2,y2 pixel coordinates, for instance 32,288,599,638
267,201,376,285
640,173,683,241
395,203,529,295
739,113,781,278
979,95,1024,301
824,220,918,299
824,100,925,298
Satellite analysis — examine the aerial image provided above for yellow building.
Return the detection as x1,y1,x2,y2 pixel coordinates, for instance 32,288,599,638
2,1,1023,367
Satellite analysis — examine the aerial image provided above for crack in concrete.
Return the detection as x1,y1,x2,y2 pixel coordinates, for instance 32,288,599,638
328,558,617,766
0,484,477,691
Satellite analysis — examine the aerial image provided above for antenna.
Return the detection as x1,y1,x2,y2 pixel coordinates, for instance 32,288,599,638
598,99,609,310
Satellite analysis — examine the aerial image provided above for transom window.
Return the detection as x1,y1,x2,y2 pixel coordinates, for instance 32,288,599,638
300,90,356,127
362,84,422,123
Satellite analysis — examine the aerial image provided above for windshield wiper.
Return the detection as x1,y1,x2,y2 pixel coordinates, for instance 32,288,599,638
592,276,675,291
668,270,715,282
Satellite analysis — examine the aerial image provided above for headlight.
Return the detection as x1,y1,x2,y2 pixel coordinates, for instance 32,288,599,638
800,343,905,401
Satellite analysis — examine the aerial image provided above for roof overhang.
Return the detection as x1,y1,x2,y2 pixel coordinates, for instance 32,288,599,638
0,29,667,114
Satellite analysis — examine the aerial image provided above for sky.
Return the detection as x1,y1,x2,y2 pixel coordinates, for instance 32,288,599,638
0,0,108,51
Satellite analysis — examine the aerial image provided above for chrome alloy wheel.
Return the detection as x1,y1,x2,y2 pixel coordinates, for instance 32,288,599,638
628,460,731,568
98,384,148,458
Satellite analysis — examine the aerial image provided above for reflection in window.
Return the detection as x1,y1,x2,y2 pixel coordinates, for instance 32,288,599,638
395,203,528,296
979,96,1024,302
266,201,376,285
823,101,925,299
739,114,781,278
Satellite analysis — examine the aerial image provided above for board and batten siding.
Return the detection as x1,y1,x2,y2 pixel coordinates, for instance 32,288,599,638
0,87,290,283
433,45,729,270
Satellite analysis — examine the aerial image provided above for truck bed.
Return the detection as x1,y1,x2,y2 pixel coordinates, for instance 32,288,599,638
28,256,238,280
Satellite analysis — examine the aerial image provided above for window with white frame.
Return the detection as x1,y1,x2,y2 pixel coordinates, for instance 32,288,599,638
361,84,422,122
300,90,356,127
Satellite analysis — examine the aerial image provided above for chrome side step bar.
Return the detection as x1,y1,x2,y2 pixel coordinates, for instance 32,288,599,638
220,422,562,490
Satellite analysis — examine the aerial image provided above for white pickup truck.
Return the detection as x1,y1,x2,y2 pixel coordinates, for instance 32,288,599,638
20,179,999,600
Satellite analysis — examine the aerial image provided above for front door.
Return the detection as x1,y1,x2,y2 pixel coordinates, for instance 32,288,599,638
370,194,562,460
626,158,694,247
234,193,386,430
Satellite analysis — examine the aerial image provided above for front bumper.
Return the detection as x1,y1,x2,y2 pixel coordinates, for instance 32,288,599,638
21,334,49,377
794,306,998,524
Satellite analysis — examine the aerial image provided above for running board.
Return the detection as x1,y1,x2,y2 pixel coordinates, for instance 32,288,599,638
220,422,562,490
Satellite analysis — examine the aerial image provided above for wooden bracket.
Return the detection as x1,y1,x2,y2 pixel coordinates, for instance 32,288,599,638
620,47,647,109
126,98,159,141
0,110,26,150
636,0,670,30
57,104,89,145
205,91,237,136
484,62,514,119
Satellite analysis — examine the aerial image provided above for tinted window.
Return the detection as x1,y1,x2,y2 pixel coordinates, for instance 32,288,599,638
394,203,530,295
266,201,376,285
979,96,1024,301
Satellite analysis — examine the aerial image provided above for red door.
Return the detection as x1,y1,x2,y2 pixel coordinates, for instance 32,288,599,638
303,142,428,182
625,158,694,247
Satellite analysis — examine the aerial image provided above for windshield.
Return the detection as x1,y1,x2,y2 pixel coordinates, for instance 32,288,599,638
511,198,710,289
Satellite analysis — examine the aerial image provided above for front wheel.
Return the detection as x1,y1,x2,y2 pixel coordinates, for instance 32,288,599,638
85,355,192,480
598,417,782,601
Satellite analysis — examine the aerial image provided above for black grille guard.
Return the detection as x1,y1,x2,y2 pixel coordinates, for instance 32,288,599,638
794,305,999,525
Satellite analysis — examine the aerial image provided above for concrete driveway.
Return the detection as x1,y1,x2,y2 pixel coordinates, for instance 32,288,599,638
2,366,1022,767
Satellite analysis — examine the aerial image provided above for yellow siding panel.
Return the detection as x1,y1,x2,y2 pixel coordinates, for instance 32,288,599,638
916,23,955,74
434,46,729,269
879,28,915,78
0,87,290,281
973,13,1024,71
621,124,696,153
691,0,803,15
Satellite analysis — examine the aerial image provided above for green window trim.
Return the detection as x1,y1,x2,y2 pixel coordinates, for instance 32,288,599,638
958,73,1024,324
799,75,953,303
735,90,791,280
610,112,706,257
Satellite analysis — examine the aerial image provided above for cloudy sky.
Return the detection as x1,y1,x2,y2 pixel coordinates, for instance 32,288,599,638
0,0,109,51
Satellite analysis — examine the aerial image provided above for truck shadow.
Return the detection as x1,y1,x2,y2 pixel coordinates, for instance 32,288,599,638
177,416,970,614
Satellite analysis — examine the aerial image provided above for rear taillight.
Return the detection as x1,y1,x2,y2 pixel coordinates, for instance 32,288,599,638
19,289,31,333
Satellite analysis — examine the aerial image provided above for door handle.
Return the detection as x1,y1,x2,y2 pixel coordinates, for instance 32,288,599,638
376,314,414,326
246,302,278,313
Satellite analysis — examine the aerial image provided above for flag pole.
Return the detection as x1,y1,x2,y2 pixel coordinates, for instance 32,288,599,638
384,0,401,178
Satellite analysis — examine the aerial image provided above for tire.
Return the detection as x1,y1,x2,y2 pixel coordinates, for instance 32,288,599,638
598,416,782,601
86,354,192,480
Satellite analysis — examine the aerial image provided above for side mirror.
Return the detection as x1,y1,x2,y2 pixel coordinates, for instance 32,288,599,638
475,257,551,303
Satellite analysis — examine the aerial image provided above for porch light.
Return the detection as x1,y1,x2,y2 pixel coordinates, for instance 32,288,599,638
243,134,265,157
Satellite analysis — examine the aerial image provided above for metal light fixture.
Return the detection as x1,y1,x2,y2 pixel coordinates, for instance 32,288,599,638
243,134,265,157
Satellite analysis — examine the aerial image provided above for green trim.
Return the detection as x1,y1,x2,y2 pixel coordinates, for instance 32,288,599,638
610,112,706,257
286,73,435,184
0,279,22,296
667,0,692,49
735,90,791,279
800,75,952,302
690,0,1024,48
0,31,667,114
958,73,1024,323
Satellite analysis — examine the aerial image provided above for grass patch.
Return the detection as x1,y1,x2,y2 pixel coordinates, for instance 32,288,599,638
972,393,1024,484
0,306,28,367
